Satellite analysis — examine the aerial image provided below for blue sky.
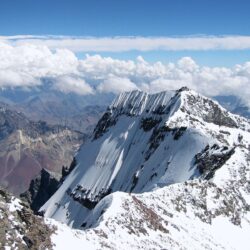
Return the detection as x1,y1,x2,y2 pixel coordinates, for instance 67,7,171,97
1,0,250,36
0,0,250,66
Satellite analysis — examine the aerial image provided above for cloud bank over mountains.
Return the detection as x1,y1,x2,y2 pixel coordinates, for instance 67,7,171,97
2,35,250,52
0,42,250,107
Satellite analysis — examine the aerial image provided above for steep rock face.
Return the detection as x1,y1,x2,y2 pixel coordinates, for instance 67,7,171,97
0,105,85,194
20,169,61,213
41,88,250,230
21,159,78,213
194,143,235,179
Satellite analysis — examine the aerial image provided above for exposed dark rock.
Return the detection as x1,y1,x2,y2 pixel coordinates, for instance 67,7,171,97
130,173,139,192
20,169,60,213
0,188,55,250
185,94,238,128
93,111,117,139
22,235,33,248
61,157,77,181
238,134,243,142
176,86,190,93
171,181,250,227
173,127,187,140
145,126,169,161
219,130,231,135
152,105,166,115
211,143,220,150
195,145,235,179
69,185,112,210
81,222,87,228
145,126,187,161
149,173,157,181
149,126,171,149
0,189,11,202
131,196,169,234
21,156,78,213
140,117,162,131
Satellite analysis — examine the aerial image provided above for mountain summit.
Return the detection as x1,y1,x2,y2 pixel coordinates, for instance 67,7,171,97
41,87,250,230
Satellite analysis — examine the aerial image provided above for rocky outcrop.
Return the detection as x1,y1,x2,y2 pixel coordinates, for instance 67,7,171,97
140,117,162,131
61,157,77,182
93,111,117,139
0,188,55,249
194,144,235,179
20,169,60,213
185,93,238,128
69,185,112,210
21,158,78,213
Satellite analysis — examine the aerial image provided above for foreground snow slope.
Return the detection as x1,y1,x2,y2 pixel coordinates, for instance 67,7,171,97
48,145,250,250
47,142,250,250
42,87,250,235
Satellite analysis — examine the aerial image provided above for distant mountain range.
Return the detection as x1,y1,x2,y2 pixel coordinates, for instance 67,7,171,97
0,103,85,194
0,85,111,133
214,95,250,119
0,85,111,195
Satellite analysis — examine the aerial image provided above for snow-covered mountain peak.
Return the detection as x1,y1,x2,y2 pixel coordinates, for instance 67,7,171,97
176,89,242,127
108,87,194,116
41,87,250,232
110,87,247,126
94,87,249,141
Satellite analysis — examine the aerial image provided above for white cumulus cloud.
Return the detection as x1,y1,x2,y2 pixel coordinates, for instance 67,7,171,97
97,76,138,94
53,76,94,95
0,42,250,107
